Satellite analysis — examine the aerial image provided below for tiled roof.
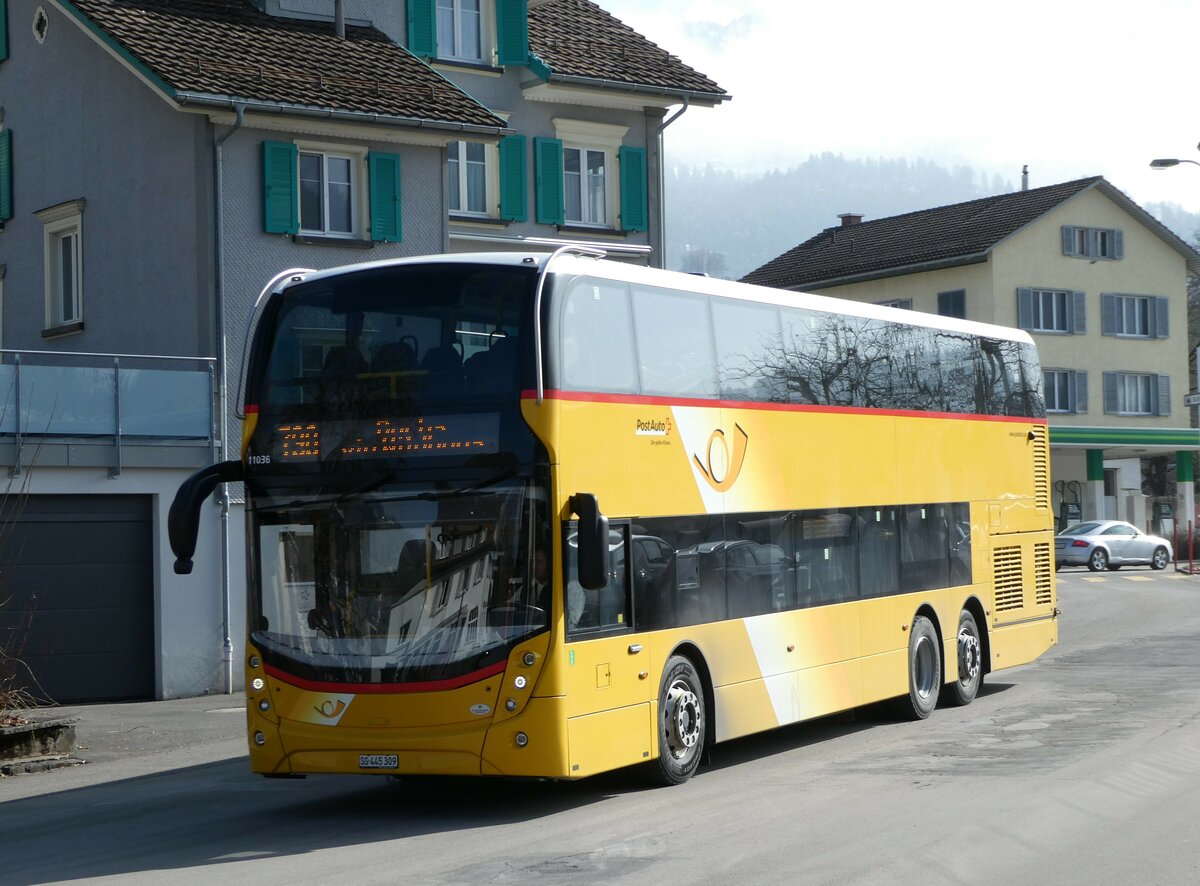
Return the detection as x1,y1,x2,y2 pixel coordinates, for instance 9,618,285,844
742,178,1105,289
63,0,504,130
528,0,728,101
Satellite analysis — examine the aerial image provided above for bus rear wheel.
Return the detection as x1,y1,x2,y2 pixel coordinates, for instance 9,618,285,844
949,609,982,707
893,615,940,720
653,655,706,785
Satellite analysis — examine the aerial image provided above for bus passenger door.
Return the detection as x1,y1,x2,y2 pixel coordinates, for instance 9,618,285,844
563,522,654,776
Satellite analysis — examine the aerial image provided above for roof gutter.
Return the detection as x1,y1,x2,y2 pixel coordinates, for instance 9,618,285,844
175,91,507,137
539,73,728,106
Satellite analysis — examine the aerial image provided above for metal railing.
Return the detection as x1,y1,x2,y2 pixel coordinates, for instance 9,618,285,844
0,349,217,476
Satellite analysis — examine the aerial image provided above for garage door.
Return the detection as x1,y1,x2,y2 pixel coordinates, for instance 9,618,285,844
0,495,154,703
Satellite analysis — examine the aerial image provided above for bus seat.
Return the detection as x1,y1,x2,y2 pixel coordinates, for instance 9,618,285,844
372,341,418,373
321,346,367,378
422,344,464,395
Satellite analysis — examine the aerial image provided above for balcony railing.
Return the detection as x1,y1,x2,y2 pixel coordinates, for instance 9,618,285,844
0,349,217,475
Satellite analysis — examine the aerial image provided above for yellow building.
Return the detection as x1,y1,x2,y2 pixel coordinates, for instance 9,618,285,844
743,177,1200,534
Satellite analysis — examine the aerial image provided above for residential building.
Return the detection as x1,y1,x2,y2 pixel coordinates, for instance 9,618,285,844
0,0,725,701
743,178,1200,536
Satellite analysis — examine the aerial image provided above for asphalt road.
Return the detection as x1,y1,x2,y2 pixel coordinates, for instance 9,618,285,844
5,568,1200,885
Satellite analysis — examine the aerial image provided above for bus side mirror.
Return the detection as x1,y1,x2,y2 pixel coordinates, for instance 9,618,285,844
569,492,610,590
169,460,245,575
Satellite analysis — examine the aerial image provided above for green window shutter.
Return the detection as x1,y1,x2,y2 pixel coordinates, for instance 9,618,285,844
498,134,527,222
407,0,436,57
369,151,402,243
618,146,648,232
262,140,298,234
0,129,11,222
495,0,529,66
0,0,9,63
534,137,563,226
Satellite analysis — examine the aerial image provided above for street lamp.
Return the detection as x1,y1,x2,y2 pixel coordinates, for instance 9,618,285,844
1150,142,1200,169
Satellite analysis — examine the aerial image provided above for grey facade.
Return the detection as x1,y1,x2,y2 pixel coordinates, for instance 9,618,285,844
0,0,726,700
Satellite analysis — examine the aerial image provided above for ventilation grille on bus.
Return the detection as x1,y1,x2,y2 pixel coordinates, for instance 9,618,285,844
993,545,1024,612
1034,542,1053,606
1031,426,1049,510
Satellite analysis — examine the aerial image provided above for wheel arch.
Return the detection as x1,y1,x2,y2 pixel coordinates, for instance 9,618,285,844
665,640,716,753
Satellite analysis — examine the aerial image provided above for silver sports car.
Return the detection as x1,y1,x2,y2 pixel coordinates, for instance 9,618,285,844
1055,520,1173,572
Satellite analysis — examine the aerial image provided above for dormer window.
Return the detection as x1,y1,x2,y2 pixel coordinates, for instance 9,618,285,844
437,0,483,62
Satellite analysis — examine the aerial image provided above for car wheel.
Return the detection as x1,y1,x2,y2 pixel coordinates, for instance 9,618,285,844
1151,546,1170,571
1088,548,1108,572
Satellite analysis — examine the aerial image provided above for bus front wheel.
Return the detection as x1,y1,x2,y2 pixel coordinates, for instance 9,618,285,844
653,655,706,785
893,615,941,720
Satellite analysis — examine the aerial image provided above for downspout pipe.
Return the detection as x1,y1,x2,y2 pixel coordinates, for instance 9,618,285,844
213,103,245,694
652,96,689,269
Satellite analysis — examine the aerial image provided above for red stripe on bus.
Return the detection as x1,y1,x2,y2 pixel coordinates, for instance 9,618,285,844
523,388,1047,426
245,404,259,415
263,660,508,694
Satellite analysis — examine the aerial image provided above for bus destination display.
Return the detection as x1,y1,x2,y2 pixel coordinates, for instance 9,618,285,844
274,414,500,460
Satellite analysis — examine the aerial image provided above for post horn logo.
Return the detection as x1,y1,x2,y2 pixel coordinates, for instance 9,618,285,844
314,699,347,719
692,422,749,492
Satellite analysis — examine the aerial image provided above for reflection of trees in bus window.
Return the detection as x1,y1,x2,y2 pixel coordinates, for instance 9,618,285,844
711,299,786,401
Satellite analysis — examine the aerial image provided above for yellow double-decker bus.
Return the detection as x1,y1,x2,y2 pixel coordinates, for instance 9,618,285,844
170,249,1057,785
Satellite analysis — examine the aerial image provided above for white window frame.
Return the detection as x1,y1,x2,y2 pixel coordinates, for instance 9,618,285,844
437,0,491,63
448,140,496,217
1112,294,1151,337
1030,288,1070,333
1117,373,1153,416
553,119,628,230
36,199,85,334
297,142,366,239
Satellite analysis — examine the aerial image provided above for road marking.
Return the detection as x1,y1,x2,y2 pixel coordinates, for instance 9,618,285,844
1123,576,1153,582
1080,577,1107,583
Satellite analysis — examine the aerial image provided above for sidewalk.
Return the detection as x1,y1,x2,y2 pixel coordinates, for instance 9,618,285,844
3,694,247,776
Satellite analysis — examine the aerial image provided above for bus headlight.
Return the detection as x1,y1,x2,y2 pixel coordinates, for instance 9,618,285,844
515,732,529,748
259,699,271,712
254,731,266,746
522,652,536,666
251,677,265,691
248,655,261,669
505,698,517,712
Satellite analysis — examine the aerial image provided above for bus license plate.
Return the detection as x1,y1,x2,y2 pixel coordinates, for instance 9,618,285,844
359,754,398,770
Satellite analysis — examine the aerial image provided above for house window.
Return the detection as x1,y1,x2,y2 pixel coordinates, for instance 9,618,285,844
262,141,401,243
1044,369,1086,414
534,119,634,229
1017,287,1085,334
876,298,913,310
564,146,606,225
938,290,965,319
300,150,356,236
1101,293,1168,339
1104,371,1169,416
1062,225,1123,260
36,199,85,335
437,0,483,62
448,140,488,215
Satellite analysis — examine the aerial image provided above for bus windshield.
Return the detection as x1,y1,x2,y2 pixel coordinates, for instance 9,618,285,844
254,262,535,420
251,477,550,685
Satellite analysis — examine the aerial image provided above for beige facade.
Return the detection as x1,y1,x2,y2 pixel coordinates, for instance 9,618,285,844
806,186,1199,536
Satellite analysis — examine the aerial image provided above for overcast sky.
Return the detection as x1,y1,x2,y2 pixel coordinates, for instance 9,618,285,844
600,0,1200,213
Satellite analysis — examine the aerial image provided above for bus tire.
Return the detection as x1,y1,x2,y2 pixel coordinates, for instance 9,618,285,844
948,609,982,707
893,615,940,720
653,655,706,785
